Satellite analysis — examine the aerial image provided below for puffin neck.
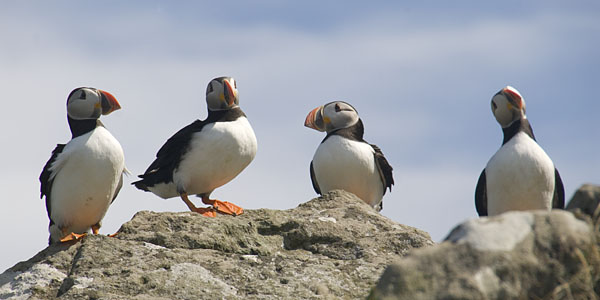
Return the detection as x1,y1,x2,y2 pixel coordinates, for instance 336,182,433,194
206,107,246,123
68,117,101,138
502,117,536,145
323,119,365,143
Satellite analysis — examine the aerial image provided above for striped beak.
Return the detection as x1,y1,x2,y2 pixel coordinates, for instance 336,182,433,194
501,86,524,110
100,90,121,115
304,105,325,132
223,79,236,107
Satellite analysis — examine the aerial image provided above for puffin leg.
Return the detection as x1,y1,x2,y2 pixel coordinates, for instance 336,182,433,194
201,196,244,216
180,193,217,217
91,223,119,237
91,224,100,235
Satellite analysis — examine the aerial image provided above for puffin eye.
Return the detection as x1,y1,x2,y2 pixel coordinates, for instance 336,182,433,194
335,103,342,112
491,101,497,110
79,91,86,99
207,83,214,94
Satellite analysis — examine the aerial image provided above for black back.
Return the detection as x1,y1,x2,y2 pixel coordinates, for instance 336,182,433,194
553,168,565,209
309,119,394,197
133,107,246,191
370,143,394,195
39,144,66,226
474,169,487,216
309,161,321,195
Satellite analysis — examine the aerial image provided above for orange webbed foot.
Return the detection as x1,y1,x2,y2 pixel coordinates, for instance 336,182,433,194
205,199,244,216
59,232,87,243
192,207,218,217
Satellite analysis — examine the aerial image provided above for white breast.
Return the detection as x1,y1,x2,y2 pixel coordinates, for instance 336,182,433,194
485,132,555,216
172,117,257,196
49,127,125,234
312,135,383,209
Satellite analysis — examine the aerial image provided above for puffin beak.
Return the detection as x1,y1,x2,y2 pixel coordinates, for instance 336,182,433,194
304,105,325,132
99,90,121,115
223,80,236,106
502,87,523,110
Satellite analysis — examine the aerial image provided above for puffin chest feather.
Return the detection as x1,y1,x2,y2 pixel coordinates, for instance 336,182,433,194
313,135,383,208
485,132,555,215
49,127,124,230
173,117,257,195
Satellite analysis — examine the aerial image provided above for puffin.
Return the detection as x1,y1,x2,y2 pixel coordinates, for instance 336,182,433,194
39,87,126,244
304,101,394,211
132,77,256,217
475,86,565,216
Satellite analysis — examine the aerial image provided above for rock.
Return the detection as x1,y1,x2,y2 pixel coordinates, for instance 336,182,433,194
0,190,433,299
369,209,600,299
566,184,600,217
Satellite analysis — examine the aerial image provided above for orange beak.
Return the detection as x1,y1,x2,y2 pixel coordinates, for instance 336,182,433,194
502,87,523,109
99,90,121,115
223,80,236,106
304,105,325,131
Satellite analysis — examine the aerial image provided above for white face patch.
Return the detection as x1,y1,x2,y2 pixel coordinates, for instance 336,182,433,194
323,101,359,132
491,94,514,128
67,88,102,120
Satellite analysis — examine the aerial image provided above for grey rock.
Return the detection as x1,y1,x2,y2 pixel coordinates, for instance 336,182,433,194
566,184,600,217
0,190,433,300
369,209,600,300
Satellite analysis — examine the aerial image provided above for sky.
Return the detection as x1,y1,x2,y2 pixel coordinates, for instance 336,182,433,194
1,1,599,272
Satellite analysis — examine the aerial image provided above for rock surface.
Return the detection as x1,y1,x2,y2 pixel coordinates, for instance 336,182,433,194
0,190,433,300
370,184,600,300
566,184,600,217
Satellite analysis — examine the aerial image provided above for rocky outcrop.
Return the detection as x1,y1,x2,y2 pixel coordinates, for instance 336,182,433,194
566,184,600,217
370,184,600,300
0,190,433,300
6,185,600,300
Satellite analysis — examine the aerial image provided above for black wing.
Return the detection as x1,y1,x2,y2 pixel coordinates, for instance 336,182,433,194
309,161,321,195
39,144,66,221
111,172,124,204
475,169,488,216
552,168,565,209
132,120,206,190
370,144,394,194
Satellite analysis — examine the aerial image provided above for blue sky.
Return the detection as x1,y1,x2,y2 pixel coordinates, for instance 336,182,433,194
1,1,599,272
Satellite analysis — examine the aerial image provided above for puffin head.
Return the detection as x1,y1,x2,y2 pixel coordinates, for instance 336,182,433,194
206,77,239,111
491,86,526,128
304,101,360,133
66,87,121,120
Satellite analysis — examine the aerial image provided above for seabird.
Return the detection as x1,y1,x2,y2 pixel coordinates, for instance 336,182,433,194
304,101,394,211
39,87,126,244
475,86,565,216
133,77,256,217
